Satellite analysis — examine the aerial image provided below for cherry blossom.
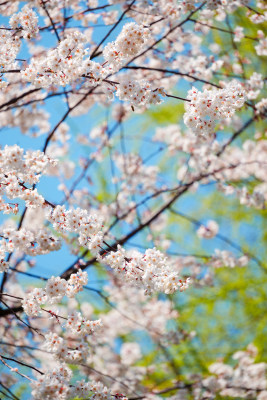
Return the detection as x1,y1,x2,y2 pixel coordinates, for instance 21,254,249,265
0,0,266,398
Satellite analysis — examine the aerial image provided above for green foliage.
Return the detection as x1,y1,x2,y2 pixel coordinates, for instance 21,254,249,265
15,383,28,398
146,101,185,125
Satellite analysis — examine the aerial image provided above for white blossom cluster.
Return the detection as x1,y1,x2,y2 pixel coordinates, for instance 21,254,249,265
209,0,254,12
206,0,225,9
31,364,73,400
0,6,37,87
120,342,142,366
154,124,198,155
44,332,89,364
22,31,106,87
202,344,267,399
184,81,246,139
197,220,219,239
256,98,267,116
0,86,51,134
116,78,165,107
9,5,39,39
0,228,60,272
115,152,159,194
19,21,166,108
0,145,56,209
22,269,88,315
210,249,249,268
0,30,20,72
177,0,221,13
178,0,250,11
102,246,190,295
218,184,266,210
103,23,151,71
33,300,102,368
31,363,116,400
87,286,175,393
47,205,104,255
19,21,153,102
177,0,200,12
174,53,224,82
109,152,160,222
0,241,9,272
0,0,266,397
99,282,179,339
246,72,264,100
153,123,267,210
66,310,102,337
256,35,267,56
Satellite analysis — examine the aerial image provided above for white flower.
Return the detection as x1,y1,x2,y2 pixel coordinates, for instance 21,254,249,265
103,246,191,295
10,5,39,39
22,288,46,316
184,81,246,139
45,276,68,303
120,342,141,365
103,23,151,71
197,220,219,239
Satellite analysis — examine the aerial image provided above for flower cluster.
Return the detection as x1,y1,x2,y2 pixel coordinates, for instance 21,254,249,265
177,0,198,12
31,363,115,400
246,72,264,100
116,78,165,107
197,220,219,239
89,381,114,400
103,23,151,71
0,30,20,71
22,287,46,316
114,152,159,194
256,98,267,116
218,184,266,210
0,227,60,271
9,5,39,39
41,309,102,367
202,344,267,399
0,145,56,209
178,0,250,12
102,246,191,295
232,27,244,43
154,124,198,155
206,0,225,9
31,364,73,400
44,332,90,364
22,31,106,87
256,34,267,56
22,269,88,315
109,152,159,222
120,342,142,366
66,311,102,337
211,249,249,268
47,205,104,255
99,282,179,340
0,240,9,272
0,0,266,398
184,81,246,139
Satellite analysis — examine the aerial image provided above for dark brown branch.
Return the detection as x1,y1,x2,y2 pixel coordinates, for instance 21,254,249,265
43,87,96,153
217,117,255,156
124,66,220,88
0,355,44,375
189,18,258,41
90,0,136,60
41,0,60,42
0,88,41,110
125,2,207,67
